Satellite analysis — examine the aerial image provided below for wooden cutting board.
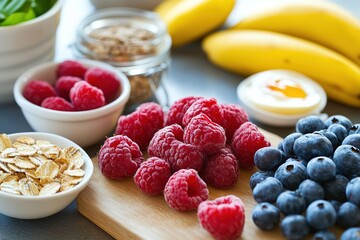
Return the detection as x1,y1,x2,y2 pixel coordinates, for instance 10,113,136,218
76,129,341,240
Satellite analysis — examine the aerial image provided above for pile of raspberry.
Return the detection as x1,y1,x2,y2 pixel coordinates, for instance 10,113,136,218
98,96,271,240
23,60,122,111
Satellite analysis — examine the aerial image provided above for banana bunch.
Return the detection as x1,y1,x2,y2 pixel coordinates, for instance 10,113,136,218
202,0,360,108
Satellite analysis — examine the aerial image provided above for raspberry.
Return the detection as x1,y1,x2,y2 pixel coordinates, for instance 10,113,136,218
23,80,57,106
115,102,164,150
165,96,203,127
164,169,209,211
197,195,245,240
69,81,105,111
184,113,226,155
221,103,249,142
98,135,144,179
41,97,75,111
85,67,121,102
231,122,271,169
202,147,239,189
182,98,222,126
57,60,88,79
134,157,171,195
55,76,82,100
148,124,204,172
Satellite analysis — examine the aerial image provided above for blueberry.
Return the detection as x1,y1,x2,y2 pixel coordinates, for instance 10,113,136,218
349,124,360,135
329,200,342,213
293,133,333,161
323,174,349,202
253,177,283,203
285,157,307,167
280,215,310,240
306,200,337,230
307,156,336,182
254,146,286,171
252,202,280,231
325,115,353,131
315,129,338,149
278,140,284,152
327,123,348,144
296,115,326,134
341,227,360,240
276,191,306,215
333,145,360,177
249,171,274,191
298,179,325,205
312,230,337,240
275,161,307,190
336,201,360,229
342,134,360,149
346,177,360,206
282,132,302,158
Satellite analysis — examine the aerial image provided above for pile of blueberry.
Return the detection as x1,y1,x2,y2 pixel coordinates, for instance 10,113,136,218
250,115,360,240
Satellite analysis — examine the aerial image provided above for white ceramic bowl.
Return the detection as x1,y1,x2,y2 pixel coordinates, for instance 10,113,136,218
0,0,63,104
0,132,93,219
13,59,131,147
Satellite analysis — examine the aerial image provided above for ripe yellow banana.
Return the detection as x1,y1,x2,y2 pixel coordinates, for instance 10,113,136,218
202,29,360,107
232,0,360,66
155,0,235,47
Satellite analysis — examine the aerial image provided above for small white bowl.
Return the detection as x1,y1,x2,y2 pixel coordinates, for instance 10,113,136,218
0,132,93,219
13,59,131,147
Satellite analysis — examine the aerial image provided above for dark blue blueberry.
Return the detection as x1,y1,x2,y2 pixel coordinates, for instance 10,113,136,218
327,123,348,144
333,145,360,177
276,190,306,215
249,171,274,191
254,146,286,171
336,202,360,229
296,115,326,134
340,227,360,240
282,132,302,158
278,140,285,152
306,200,337,230
323,174,349,202
307,156,336,182
293,133,333,161
253,177,283,203
315,129,338,149
274,161,308,190
329,200,342,213
298,179,325,205
342,134,360,149
325,115,353,131
349,124,360,135
252,202,280,231
312,230,337,240
280,215,310,240
346,177,360,207
285,157,308,167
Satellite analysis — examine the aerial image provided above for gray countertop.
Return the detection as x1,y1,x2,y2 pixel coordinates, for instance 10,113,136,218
0,0,359,239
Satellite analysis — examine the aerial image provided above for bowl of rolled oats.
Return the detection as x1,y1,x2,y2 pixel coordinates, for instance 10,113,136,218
0,132,93,219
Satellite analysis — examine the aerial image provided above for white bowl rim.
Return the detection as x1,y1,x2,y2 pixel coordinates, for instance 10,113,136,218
0,132,94,200
13,59,131,122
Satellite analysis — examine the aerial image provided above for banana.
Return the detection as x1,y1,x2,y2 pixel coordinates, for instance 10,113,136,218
155,0,235,47
202,29,360,107
232,0,360,66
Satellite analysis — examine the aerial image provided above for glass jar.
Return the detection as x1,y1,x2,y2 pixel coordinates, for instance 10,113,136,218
73,8,171,108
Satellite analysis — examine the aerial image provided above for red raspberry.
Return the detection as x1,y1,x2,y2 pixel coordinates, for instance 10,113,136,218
197,195,245,240
184,113,226,155
231,122,270,169
23,80,57,106
202,147,239,189
115,102,164,150
55,76,82,100
41,97,75,111
221,103,249,142
182,98,223,126
98,135,144,179
134,157,171,195
148,124,204,172
164,169,209,211
165,96,203,127
69,81,105,111
57,60,88,79
85,67,121,102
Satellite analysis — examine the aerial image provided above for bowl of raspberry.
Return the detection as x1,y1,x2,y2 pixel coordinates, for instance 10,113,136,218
13,59,131,147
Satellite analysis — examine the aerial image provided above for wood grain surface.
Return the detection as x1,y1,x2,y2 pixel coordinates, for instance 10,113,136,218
77,129,341,240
